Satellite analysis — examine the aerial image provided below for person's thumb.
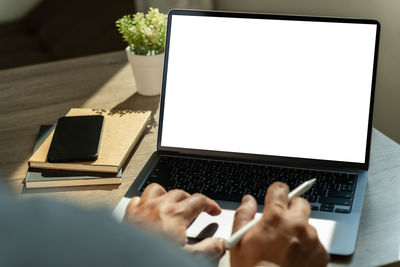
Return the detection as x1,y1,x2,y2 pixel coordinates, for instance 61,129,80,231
183,237,225,259
232,194,257,234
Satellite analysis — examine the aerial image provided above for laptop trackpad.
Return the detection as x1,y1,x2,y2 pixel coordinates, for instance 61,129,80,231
186,209,336,252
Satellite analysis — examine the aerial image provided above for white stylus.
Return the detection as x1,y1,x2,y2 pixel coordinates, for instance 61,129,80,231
224,178,317,249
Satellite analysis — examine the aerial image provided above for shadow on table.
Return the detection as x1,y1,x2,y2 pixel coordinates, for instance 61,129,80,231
329,254,353,265
112,92,160,135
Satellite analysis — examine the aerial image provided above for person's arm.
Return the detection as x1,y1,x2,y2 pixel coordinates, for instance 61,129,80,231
0,183,212,267
230,182,330,267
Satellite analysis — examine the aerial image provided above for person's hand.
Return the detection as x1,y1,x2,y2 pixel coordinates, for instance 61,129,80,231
230,182,329,267
123,183,225,259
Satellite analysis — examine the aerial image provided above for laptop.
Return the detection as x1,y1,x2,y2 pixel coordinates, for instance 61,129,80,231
114,10,380,256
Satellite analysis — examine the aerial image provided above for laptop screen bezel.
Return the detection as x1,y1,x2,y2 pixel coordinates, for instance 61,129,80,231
157,9,380,170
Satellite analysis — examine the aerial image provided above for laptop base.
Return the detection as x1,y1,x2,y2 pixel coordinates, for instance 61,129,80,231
114,151,367,255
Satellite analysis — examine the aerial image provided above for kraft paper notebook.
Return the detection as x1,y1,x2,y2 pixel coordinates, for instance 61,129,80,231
26,125,122,188
28,109,151,173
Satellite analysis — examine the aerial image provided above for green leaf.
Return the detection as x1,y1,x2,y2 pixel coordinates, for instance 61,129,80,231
115,8,167,55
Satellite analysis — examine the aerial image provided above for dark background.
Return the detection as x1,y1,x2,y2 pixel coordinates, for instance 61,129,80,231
0,0,134,70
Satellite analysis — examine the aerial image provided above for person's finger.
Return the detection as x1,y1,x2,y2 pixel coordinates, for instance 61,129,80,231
180,193,221,222
289,197,311,220
264,182,289,211
126,196,141,209
141,183,166,200
303,234,330,267
123,197,141,222
183,238,225,259
164,189,191,202
313,243,330,267
232,195,257,234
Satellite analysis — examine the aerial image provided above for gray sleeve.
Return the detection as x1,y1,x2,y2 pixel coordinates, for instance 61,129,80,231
0,184,213,267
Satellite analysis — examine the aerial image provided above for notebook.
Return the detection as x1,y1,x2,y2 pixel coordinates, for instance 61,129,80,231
114,10,380,255
29,108,151,173
25,125,122,188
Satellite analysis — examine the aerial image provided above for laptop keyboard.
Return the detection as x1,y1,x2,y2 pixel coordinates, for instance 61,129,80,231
140,156,357,214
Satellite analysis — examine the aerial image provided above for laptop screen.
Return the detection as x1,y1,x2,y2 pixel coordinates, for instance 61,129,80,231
160,13,378,164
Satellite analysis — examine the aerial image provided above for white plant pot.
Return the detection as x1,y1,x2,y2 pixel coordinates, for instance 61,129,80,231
126,47,164,96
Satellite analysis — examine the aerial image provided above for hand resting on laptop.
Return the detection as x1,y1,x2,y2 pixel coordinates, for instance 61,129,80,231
123,182,329,266
123,183,225,259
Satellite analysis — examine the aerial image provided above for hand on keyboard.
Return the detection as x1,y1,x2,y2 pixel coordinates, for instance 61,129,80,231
143,156,357,214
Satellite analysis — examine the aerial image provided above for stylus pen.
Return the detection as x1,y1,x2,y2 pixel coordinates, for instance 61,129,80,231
224,178,317,249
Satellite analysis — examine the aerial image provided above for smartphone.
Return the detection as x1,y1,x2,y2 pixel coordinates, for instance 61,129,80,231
47,115,104,163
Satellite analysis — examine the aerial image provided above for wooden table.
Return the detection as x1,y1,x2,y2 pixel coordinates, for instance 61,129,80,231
0,51,160,210
1,51,399,267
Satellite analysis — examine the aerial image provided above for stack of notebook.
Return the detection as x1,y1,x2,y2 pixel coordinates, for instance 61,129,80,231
25,108,151,188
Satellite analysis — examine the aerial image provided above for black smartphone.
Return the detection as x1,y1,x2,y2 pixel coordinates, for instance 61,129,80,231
47,115,104,163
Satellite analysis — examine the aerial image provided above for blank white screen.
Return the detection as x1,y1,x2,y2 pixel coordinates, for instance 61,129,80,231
161,15,377,163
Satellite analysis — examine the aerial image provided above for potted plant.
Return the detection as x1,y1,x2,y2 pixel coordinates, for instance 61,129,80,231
116,8,167,96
